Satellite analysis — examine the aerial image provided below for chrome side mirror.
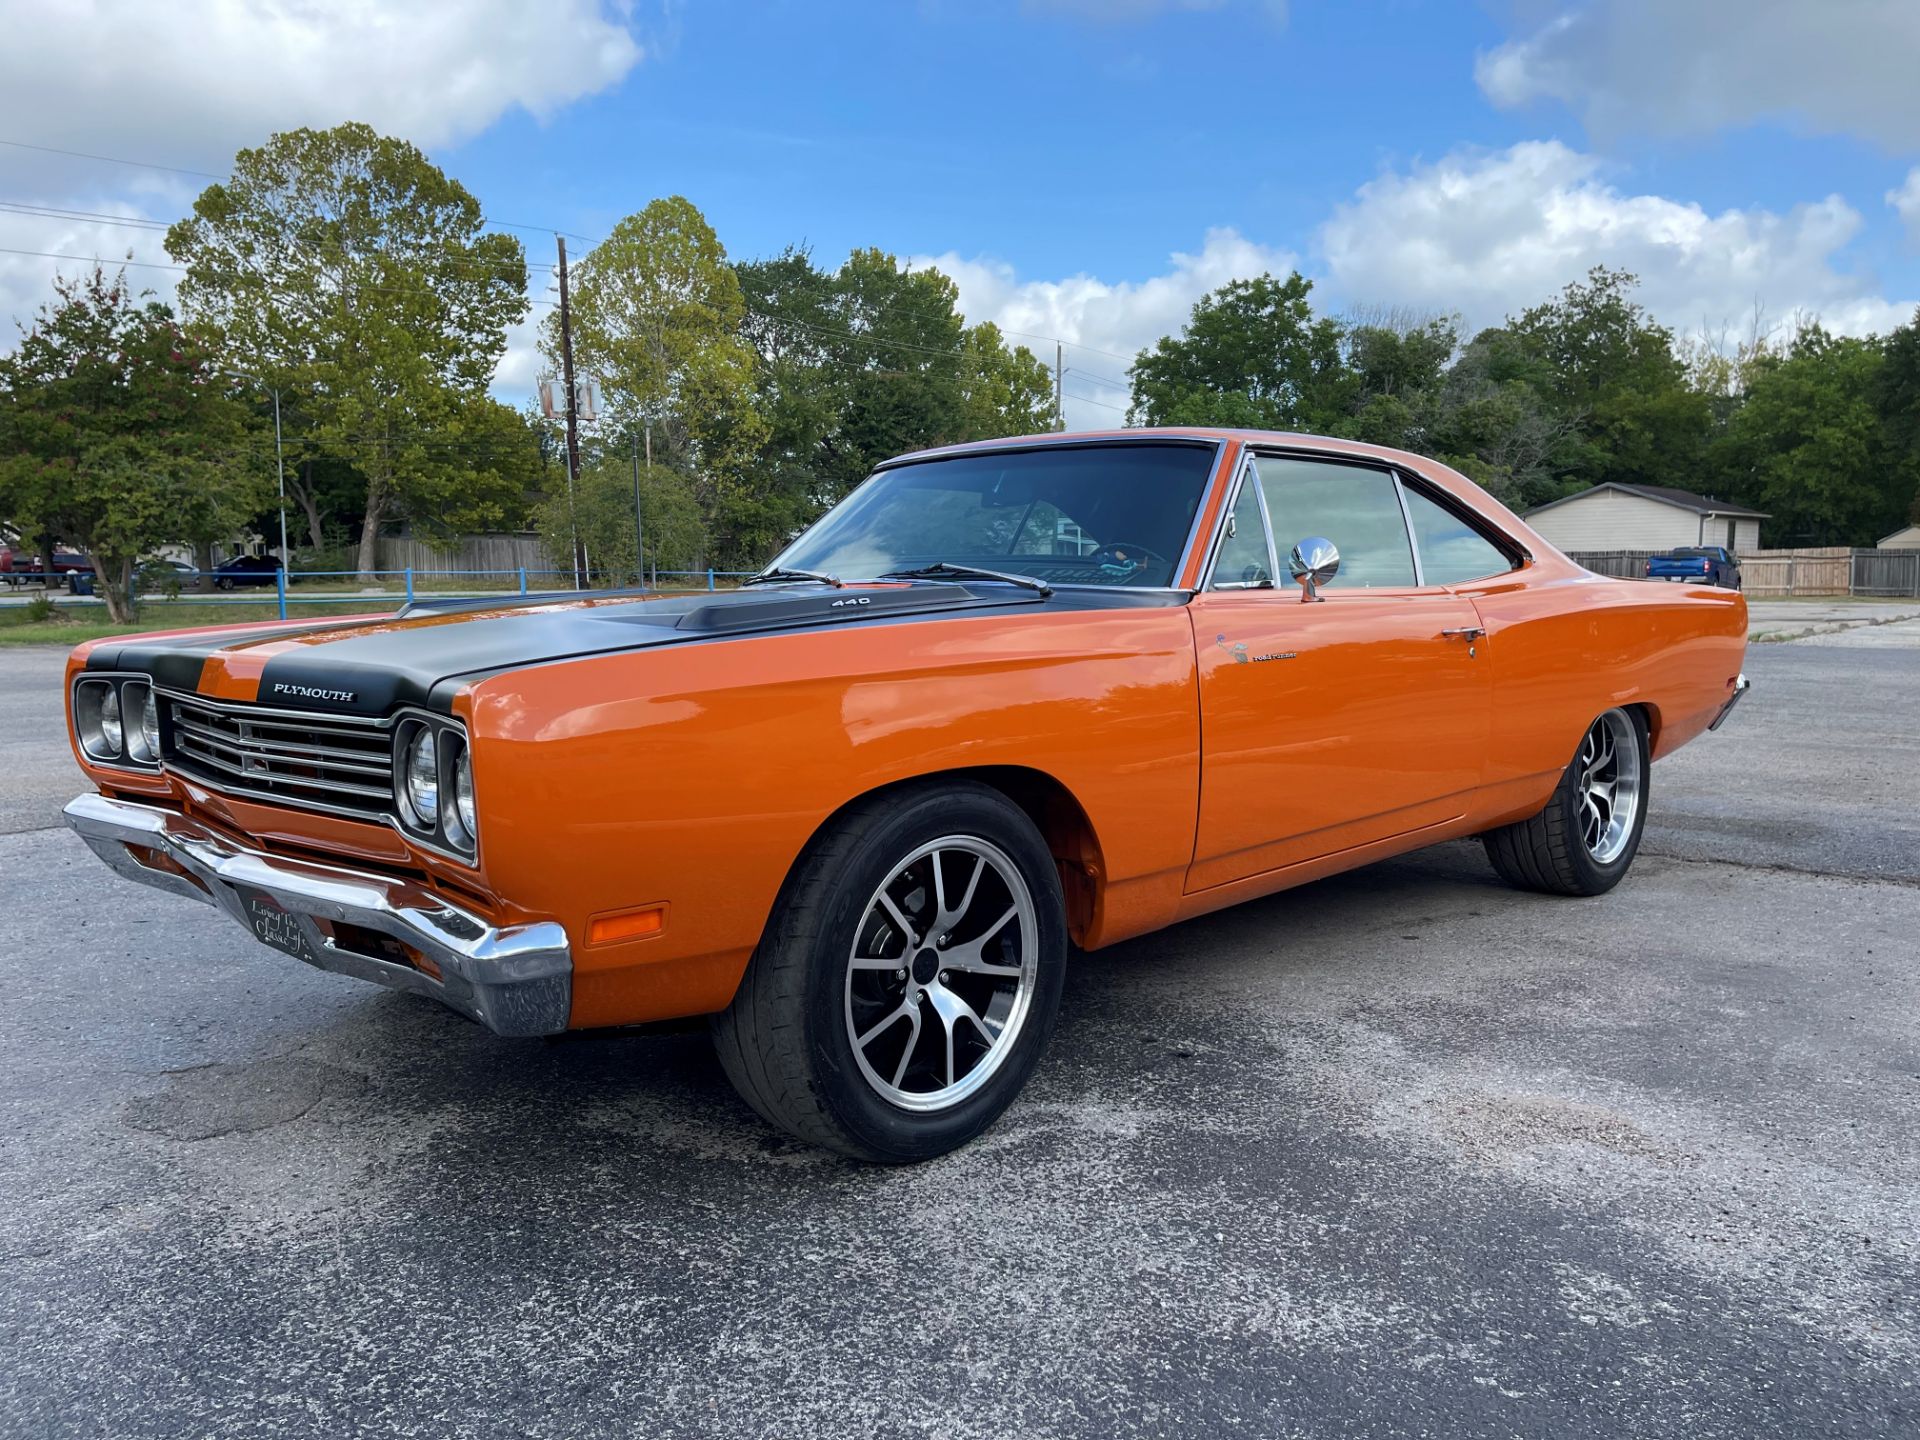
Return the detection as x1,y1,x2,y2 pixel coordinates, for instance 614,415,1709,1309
1289,537,1339,603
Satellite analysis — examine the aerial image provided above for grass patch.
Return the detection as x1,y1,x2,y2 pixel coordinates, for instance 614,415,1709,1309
0,599,396,646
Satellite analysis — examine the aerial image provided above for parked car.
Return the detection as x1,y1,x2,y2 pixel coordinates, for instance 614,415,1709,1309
211,554,282,589
62,430,1750,1161
1647,546,1741,588
1,544,94,588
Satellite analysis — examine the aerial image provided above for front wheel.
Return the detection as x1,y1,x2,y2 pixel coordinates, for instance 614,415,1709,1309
712,781,1068,1162
1483,707,1649,896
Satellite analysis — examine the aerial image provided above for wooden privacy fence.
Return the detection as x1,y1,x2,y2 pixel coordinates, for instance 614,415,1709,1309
1851,548,1920,597
1566,546,1920,597
377,532,551,575
1566,550,1659,579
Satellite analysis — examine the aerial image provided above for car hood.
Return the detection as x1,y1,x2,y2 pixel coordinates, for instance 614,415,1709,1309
83,582,1165,717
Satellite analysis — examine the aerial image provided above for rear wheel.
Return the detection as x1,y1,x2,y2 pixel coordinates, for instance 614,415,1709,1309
712,781,1068,1162
1483,707,1649,896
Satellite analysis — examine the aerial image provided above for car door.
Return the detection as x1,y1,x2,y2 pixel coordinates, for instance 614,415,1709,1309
1186,452,1493,892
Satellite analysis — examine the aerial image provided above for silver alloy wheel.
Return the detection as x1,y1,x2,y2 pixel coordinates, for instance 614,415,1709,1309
1577,709,1643,864
843,835,1039,1113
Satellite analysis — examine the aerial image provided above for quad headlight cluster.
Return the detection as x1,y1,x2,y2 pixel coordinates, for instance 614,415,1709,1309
73,676,161,769
395,716,478,858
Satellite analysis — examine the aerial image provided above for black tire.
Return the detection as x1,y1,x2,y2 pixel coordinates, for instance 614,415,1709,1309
1482,707,1650,897
712,781,1068,1162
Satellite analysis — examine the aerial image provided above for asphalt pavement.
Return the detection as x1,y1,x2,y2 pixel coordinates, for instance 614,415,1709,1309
1,615,1916,1438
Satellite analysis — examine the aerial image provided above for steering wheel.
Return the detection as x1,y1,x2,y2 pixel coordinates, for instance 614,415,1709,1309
1088,540,1170,573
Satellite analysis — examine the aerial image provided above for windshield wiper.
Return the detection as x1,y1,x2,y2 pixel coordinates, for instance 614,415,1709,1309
879,562,1053,597
742,566,842,588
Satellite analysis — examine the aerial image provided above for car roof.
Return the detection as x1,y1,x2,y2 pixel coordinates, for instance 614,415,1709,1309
878,426,1442,474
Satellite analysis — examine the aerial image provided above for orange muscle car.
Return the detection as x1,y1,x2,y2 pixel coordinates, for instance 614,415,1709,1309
64,431,1749,1160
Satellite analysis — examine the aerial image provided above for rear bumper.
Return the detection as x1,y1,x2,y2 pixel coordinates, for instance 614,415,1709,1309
63,793,571,1036
1708,673,1750,732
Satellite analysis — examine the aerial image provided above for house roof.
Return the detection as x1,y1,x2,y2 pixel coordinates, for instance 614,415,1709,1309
1524,482,1769,520
1879,524,1920,546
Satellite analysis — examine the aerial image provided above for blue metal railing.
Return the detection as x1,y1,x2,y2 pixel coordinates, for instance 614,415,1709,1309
29,566,759,620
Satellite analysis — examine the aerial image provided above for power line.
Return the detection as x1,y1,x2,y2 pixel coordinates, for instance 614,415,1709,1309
0,200,172,232
0,136,223,180
1062,387,1129,413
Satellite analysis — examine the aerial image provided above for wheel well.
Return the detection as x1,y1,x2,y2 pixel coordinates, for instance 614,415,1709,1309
1626,701,1661,755
806,767,1105,944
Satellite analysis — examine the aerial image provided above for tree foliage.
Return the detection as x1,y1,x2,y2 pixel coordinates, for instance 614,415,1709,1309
0,267,263,620
1127,272,1346,431
166,122,530,577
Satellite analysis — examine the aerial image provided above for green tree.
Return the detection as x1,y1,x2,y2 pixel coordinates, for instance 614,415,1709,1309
534,444,705,584
821,249,970,495
1875,307,1920,525
1715,325,1895,545
0,267,263,621
958,321,1055,439
1505,266,1709,492
555,197,767,560
166,122,529,579
1127,272,1346,431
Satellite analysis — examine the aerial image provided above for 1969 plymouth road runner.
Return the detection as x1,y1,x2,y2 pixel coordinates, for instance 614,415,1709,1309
63,430,1749,1160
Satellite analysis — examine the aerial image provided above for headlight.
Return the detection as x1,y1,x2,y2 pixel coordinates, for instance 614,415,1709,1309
124,682,160,764
403,728,438,825
451,744,477,848
100,687,123,753
76,680,123,760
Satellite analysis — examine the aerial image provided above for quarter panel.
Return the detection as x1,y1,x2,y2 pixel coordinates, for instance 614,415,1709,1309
1458,569,1746,825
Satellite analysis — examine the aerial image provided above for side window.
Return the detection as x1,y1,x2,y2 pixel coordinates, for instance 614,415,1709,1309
1399,484,1515,585
1255,457,1415,589
1210,470,1275,589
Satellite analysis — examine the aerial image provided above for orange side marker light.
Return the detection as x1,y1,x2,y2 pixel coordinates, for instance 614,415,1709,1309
589,905,667,945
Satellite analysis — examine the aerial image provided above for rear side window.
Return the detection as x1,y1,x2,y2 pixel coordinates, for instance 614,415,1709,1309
1254,457,1414,588
1399,485,1515,585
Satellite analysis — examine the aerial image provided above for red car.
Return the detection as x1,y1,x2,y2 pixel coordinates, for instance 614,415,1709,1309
0,544,93,587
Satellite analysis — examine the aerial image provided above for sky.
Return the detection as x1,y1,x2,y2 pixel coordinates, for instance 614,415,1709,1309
2,0,1918,429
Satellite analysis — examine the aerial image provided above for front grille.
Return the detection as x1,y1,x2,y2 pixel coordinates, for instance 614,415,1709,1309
164,695,395,820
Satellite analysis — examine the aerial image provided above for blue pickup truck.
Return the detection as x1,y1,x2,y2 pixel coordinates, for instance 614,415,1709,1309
1646,546,1741,588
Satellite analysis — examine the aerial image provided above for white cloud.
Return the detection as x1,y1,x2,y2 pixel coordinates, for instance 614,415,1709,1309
1890,168,1920,246
1477,0,1920,148
914,229,1300,428
0,207,185,355
0,2,636,393
1317,141,1918,342
0,0,643,185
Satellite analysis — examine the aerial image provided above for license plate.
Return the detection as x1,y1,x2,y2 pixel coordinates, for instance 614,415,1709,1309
237,890,320,964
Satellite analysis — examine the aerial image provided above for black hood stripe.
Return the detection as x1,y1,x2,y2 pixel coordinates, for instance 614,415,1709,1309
91,583,1184,717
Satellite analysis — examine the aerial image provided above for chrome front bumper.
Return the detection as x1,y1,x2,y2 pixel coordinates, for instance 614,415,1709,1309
63,793,571,1036
1708,672,1751,732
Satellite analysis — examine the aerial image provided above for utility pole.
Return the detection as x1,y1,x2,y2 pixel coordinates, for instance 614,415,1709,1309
1054,342,1064,431
556,235,586,589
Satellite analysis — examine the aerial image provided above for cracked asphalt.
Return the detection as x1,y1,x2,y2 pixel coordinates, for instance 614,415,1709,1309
2,612,1917,1439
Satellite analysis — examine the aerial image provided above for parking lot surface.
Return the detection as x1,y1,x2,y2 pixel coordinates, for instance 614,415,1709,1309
2,618,1916,1438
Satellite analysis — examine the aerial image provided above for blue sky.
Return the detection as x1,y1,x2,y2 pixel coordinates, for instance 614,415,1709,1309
3,0,1917,427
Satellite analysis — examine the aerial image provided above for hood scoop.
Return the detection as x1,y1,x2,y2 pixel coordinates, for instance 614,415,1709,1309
671,584,1031,633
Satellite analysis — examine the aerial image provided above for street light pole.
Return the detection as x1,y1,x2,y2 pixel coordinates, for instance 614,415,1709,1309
270,384,288,570
641,426,656,587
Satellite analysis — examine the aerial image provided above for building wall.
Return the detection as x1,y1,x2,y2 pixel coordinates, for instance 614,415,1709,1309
1526,489,1761,553
1880,525,1920,550
1528,490,1694,552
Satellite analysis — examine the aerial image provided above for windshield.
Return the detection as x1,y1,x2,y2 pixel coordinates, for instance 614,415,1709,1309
772,443,1217,588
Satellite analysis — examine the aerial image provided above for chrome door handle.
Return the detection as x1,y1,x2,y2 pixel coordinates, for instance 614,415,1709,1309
1441,627,1486,641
